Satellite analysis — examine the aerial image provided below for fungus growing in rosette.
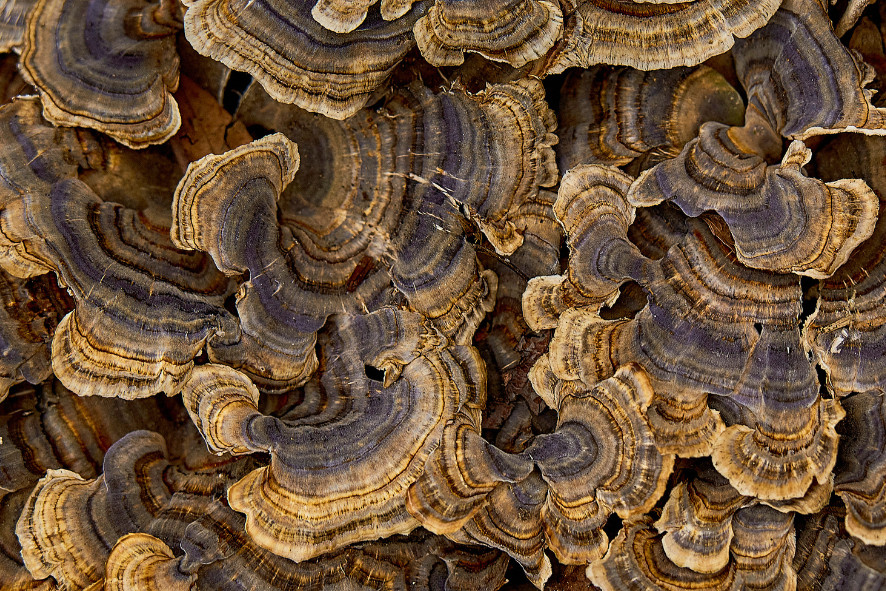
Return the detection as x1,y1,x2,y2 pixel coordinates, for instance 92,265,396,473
180,308,484,562
6,176,237,399
654,463,829,576
0,99,238,399
629,122,879,278
174,79,556,391
406,364,673,588
527,164,843,501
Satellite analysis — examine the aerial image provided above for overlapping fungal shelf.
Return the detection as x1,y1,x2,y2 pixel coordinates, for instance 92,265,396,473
3,0,886,589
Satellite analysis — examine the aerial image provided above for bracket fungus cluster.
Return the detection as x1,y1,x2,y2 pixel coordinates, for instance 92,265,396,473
5,0,886,589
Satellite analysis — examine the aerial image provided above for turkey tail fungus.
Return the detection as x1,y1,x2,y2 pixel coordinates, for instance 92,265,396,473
4,2,886,589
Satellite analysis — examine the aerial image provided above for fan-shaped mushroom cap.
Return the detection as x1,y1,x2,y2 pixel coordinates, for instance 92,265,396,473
180,308,484,562
450,472,552,589
0,100,101,272
15,469,113,589
406,406,534,535
0,98,236,399
728,505,797,589
5,178,235,399
807,135,886,396
180,499,509,591
629,124,880,278
645,387,725,458
555,165,640,303
175,79,555,390
588,517,740,591
835,391,886,545
532,364,674,565
0,488,57,590
414,0,562,68
15,430,248,590
172,132,299,263
0,392,196,589
15,432,177,589
172,132,318,390
551,221,796,393
655,468,749,574
312,0,417,33
556,65,744,170
733,0,886,139
0,0,34,51
182,0,427,119
20,0,181,148
712,396,844,501
590,506,796,591
544,0,780,73
733,0,886,143
502,188,563,279
522,165,640,330
386,78,558,258
533,163,843,499
0,380,180,496
104,534,195,591
409,363,670,584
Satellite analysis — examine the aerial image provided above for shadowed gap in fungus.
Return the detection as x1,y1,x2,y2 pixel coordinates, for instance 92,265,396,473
817,364,833,399
542,72,565,115
223,292,239,318
222,71,253,115
799,274,833,398
245,124,273,140
603,513,624,542
364,364,385,383
800,276,818,322
558,240,570,273
599,280,645,320
531,406,558,434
